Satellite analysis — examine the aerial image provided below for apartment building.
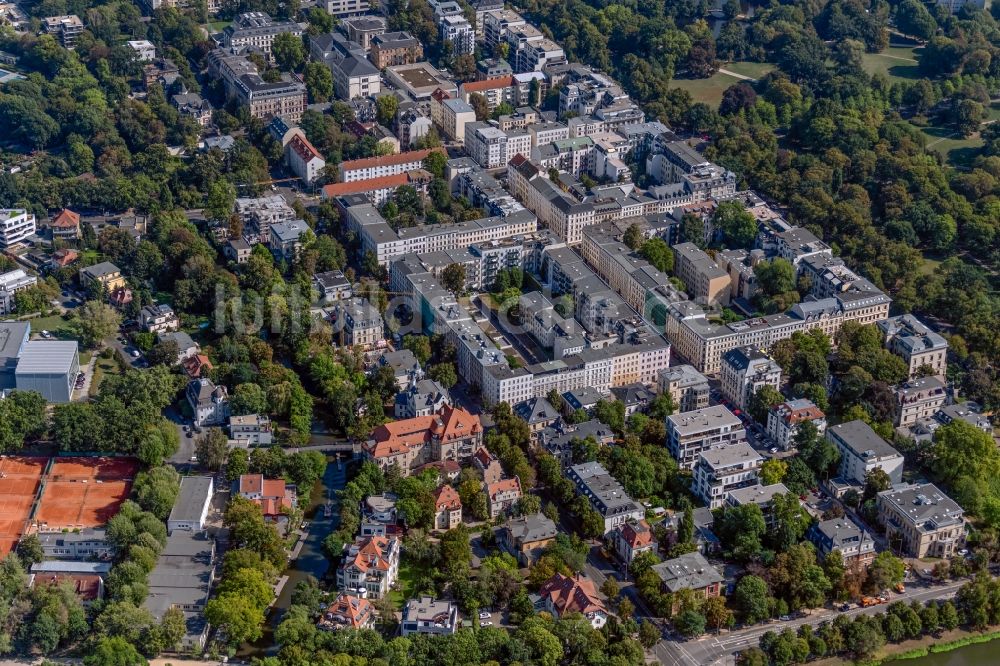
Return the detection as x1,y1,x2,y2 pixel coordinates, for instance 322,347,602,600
651,552,723,614
893,376,947,427
459,76,519,112
41,15,83,49
438,98,476,142
325,0,368,17
877,483,965,558
466,122,531,168
364,404,483,475
223,12,302,61
658,365,710,413
566,462,644,534
0,269,37,315
268,219,310,261
440,14,474,55
724,482,789,526
234,194,296,242
79,261,126,292
139,304,179,334
877,314,948,380
336,535,400,598
692,441,762,509
370,31,423,68
827,420,903,486
338,147,445,182
664,283,892,374
666,405,746,469
229,414,273,446
483,8,525,48
766,398,826,450
807,517,876,566
485,476,522,519
432,484,462,530
672,242,731,307
286,134,325,184
0,209,36,247
720,346,782,412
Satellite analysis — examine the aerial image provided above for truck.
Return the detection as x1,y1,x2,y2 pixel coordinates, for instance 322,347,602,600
861,597,881,608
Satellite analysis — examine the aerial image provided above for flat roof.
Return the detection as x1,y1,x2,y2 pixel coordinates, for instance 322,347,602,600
168,476,213,523
15,340,77,374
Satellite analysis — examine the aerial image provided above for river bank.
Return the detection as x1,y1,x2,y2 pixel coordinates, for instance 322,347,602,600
814,627,1000,666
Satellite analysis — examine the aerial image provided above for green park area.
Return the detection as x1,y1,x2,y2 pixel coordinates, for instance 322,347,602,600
860,46,922,84
669,62,775,107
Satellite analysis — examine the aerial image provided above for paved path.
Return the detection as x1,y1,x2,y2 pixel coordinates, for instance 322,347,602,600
717,68,756,81
878,53,917,63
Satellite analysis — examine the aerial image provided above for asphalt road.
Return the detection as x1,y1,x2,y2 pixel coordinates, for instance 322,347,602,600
651,579,967,665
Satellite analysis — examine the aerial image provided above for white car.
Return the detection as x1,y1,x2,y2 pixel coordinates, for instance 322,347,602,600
769,447,778,454
480,621,493,627
130,349,140,358
40,330,52,338
478,612,491,620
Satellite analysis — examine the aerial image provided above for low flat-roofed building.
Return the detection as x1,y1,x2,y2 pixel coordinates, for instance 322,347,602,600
37,528,111,560
313,270,353,302
401,596,458,636
144,530,215,650
229,414,273,446
877,483,965,559
807,517,876,566
725,482,788,517
167,476,214,533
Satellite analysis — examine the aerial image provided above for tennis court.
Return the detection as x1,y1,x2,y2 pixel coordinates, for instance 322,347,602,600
48,456,139,481
0,456,46,556
35,478,133,529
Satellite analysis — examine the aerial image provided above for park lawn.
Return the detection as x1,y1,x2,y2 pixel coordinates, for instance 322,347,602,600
670,71,746,108
204,20,230,33
860,46,921,84
720,61,776,80
912,122,984,168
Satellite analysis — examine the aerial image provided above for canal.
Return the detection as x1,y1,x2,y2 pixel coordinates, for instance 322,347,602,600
903,640,999,666
239,453,350,657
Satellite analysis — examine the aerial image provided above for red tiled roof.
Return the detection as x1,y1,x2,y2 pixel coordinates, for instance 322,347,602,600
462,76,516,93
326,593,373,628
33,573,103,601
289,133,323,162
434,484,462,511
51,209,80,228
431,88,452,102
346,536,395,573
339,147,445,172
52,249,80,267
620,520,654,549
183,354,212,378
366,405,481,460
240,473,263,495
539,572,606,617
487,476,521,500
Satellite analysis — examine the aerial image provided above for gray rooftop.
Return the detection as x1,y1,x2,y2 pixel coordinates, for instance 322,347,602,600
667,405,742,435
660,364,709,389
168,476,213,524
878,483,964,533
504,512,558,543
0,321,29,365
698,441,762,470
15,340,78,375
827,420,900,461
652,552,723,593
726,482,788,507
31,561,112,574
514,397,559,425
159,330,196,350
567,462,642,519
810,517,873,552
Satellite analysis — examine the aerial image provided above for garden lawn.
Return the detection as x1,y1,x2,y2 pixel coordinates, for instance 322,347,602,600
388,559,429,607
22,313,74,338
912,123,984,168
670,71,747,108
89,355,122,396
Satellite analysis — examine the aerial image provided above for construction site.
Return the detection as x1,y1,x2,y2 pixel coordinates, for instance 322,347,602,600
0,455,139,556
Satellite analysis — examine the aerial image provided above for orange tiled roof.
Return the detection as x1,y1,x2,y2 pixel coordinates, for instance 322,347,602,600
462,76,516,93
52,249,80,267
183,354,212,378
327,593,372,628
539,572,606,617
34,573,102,601
346,536,395,573
434,484,462,511
367,405,481,460
51,209,80,228
240,473,263,495
289,133,323,162
487,476,521,500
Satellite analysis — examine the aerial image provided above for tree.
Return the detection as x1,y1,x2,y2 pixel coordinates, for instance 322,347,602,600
712,200,757,248
469,93,489,121
955,99,984,138
867,552,905,592
441,263,466,294
75,301,123,348
16,533,43,565
205,179,236,222
748,385,783,424
195,428,229,470
704,596,734,632
231,383,269,416
303,61,333,103
733,575,771,624
376,95,399,126
623,223,644,250
83,636,147,666
205,593,265,646
639,619,661,648
673,609,707,637
755,258,797,296
423,150,447,179
272,33,306,71
133,466,180,520
428,363,457,388
403,335,432,365
760,458,788,485
639,238,674,273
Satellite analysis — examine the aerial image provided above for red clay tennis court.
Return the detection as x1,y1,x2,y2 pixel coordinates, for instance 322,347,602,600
34,478,133,529
47,457,140,481
0,456,46,557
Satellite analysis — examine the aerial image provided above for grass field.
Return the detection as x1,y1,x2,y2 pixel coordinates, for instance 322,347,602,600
90,354,122,396
204,20,230,33
720,61,776,79
22,312,74,338
911,122,985,168
388,560,430,608
860,46,922,84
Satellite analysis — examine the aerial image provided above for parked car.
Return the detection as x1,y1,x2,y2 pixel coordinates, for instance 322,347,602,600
478,612,491,620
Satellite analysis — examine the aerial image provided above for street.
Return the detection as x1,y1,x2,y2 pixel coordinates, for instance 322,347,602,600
651,579,967,665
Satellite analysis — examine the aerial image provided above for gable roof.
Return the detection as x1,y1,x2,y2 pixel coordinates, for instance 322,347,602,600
539,572,606,617
51,209,80,228
434,484,462,511
366,405,481,459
